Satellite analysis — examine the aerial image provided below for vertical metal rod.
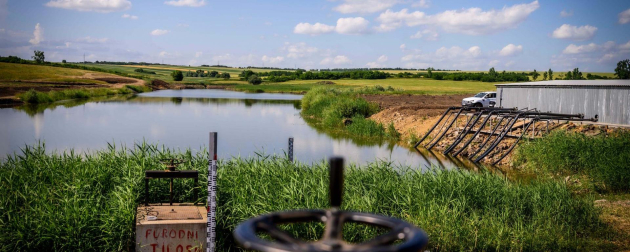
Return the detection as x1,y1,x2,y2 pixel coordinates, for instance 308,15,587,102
207,132,218,252
194,177,198,206
145,178,149,206
288,137,294,162
170,178,173,206
329,157,344,208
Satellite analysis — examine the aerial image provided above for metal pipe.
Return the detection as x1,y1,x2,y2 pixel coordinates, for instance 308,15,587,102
469,115,508,159
475,113,523,163
423,111,454,149
427,108,465,150
492,118,537,166
453,110,495,157
444,110,483,155
413,107,456,148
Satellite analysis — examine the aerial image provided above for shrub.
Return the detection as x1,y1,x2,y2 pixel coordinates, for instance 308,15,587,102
171,70,184,81
248,75,262,85
220,72,231,79
19,89,52,104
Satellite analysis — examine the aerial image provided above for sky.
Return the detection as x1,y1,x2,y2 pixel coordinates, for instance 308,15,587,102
1,0,630,72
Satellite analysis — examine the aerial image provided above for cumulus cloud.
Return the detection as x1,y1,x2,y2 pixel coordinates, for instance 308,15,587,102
551,24,597,41
320,55,351,65
294,17,369,35
29,23,43,45
122,14,138,20
151,29,169,36
620,9,630,24
488,59,500,67
560,10,573,17
164,0,206,7
412,0,430,8
376,1,539,35
294,22,335,35
402,46,487,70
283,42,319,59
262,55,285,64
333,0,399,14
335,17,370,35
410,29,438,40
366,55,388,68
45,0,131,13
400,44,406,50
562,43,598,54
195,51,203,58
499,44,523,56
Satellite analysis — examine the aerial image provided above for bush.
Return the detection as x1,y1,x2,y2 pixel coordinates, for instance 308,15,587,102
171,70,184,81
19,89,53,104
248,75,262,85
515,130,630,192
220,72,231,79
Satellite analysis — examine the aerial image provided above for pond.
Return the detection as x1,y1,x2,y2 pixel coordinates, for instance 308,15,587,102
0,89,479,169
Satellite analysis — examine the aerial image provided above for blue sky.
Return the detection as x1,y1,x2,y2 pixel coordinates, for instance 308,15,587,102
1,0,629,72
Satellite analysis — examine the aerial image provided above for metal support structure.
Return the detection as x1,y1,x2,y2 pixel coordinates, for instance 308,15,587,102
413,107,456,148
444,110,483,155
492,119,537,166
288,137,294,162
453,110,496,157
427,108,465,150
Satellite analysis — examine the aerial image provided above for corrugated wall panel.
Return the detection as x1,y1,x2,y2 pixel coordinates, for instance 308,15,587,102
499,87,630,125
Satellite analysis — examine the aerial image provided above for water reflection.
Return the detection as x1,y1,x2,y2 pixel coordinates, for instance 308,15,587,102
0,89,475,169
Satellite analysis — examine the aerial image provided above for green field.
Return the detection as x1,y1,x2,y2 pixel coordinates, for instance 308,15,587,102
0,62,105,84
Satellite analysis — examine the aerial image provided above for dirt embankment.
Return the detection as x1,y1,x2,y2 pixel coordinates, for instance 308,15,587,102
364,94,471,139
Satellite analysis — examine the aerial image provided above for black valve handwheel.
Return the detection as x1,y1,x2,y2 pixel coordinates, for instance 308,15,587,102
232,157,429,252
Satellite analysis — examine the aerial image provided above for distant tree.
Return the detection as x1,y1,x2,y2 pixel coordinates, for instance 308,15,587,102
565,71,572,80
220,72,231,79
239,70,256,80
488,67,497,77
62,59,67,64
32,50,45,63
209,71,219,77
171,70,184,81
532,69,540,81
572,68,583,80
427,67,433,78
248,75,262,85
615,59,630,79
548,69,553,80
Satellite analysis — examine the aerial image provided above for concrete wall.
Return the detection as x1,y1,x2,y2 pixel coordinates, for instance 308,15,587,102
497,86,630,125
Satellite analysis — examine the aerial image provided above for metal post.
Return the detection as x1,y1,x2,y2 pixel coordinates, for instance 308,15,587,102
145,178,149,206
207,132,218,252
288,137,294,162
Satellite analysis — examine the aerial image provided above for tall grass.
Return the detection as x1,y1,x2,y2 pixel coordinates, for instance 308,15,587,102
0,143,612,251
302,87,398,139
17,87,137,104
514,130,630,192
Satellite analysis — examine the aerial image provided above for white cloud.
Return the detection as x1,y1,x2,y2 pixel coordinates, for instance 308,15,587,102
551,24,597,41
400,44,406,50
562,43,598,54
294,22,335,35
195,52,203,58
367,55,388,68
29,23,43,45
333,0,399,14
164,0,206,7
412,0,430,8
505,60,515,67
499,44,523,56
335,17,370,35
283,42,319,59
410,29,438,40
262,55,285,64
560,10,573,17
402,46,486,70
46,0,131,13
151,29,169,36
122,14,138,20
376,1,539,35
619,41,630,51
76,36,108,43
488,60,500,67
159,51,168,57
321,55,351,65
597,53,614,64
620,9,630,24
294,17,369,35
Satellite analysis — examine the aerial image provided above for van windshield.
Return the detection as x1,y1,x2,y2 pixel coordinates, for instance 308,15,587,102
474,93,487,98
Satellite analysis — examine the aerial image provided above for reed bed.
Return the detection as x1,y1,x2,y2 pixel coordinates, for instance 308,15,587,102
0,143,611,251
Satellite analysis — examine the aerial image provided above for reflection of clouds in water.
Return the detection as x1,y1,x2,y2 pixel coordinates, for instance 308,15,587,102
33,113,44,139
260,107,284,117
149,125,166,138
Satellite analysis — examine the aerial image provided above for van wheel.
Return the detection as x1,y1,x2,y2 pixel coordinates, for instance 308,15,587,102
474,103,483,108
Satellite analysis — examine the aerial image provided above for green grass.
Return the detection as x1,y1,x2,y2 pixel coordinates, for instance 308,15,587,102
17,87,141,104
514,130,630,192
0,62,104,84
0,143,616,251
